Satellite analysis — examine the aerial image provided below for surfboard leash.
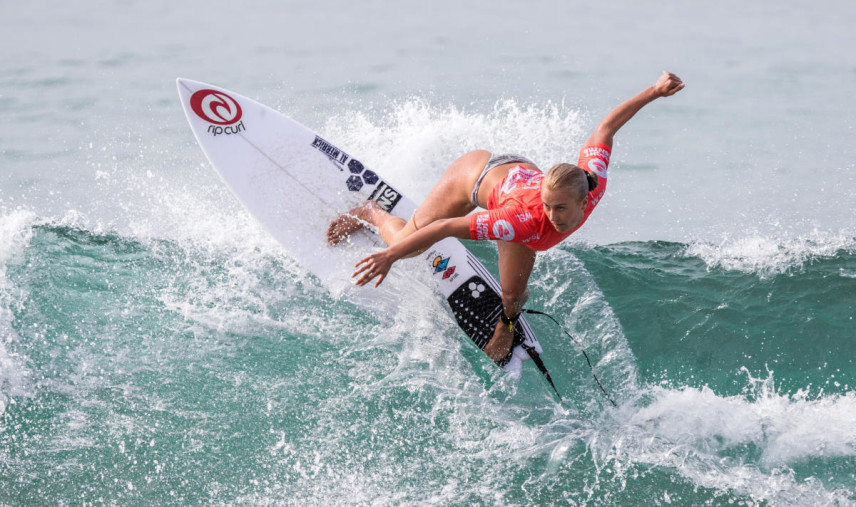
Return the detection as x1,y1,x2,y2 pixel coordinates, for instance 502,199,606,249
520,343,562,401
521,309,618,408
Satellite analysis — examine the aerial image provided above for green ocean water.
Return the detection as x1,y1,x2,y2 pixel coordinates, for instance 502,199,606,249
1,218,854,505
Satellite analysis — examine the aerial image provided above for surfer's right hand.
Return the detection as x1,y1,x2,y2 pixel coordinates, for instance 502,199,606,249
353,250,394,287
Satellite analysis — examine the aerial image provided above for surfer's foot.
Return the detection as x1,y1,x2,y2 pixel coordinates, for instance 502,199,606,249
484,321,514,363
327,202,381,245
327,213,364,245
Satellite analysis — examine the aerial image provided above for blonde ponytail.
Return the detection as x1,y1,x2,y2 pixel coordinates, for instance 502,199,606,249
544,164,597,202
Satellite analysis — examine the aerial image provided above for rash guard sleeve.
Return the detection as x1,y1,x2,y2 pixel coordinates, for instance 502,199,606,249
577,143,611,208
469,206,539,243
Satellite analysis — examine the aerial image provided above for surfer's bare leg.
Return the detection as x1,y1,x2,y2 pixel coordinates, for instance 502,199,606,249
484,241,536,362
328,150,491,252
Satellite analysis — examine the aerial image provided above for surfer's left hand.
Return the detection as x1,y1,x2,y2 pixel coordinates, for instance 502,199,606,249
353,250,394,287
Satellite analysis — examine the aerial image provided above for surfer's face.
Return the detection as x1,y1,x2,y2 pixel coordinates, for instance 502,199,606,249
541,186,587,233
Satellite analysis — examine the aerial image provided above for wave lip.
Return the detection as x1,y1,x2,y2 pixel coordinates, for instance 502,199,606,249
685,232,856,276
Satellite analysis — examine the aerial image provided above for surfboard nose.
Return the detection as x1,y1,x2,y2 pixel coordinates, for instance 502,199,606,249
176,78,191,97
176,78,209,96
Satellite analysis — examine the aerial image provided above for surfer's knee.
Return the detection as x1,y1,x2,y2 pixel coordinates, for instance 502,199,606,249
379,216,408,245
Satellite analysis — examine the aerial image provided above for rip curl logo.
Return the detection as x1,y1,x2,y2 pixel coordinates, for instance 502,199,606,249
501,167,541,195
582,146,610,179
190,90,243,125
492,220,515,241
190,89,246,137
587,158,608,179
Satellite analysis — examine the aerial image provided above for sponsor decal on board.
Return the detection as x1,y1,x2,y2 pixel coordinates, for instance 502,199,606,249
308,135,403,202
311,136,349,165
433,256,457,279
368,181,403,211
190,89,246,136
425,250,458,283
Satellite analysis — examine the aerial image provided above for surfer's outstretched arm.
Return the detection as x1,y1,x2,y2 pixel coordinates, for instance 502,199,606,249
586,72,684,148
353,216,471,287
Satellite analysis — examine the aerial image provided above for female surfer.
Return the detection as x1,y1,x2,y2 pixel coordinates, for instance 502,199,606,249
328,72,685,362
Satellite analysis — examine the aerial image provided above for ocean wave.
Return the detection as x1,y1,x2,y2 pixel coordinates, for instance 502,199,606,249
2,210,854,505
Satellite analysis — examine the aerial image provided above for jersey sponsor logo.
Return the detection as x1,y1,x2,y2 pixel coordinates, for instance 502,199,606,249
521,233,540,243
587,158,608,179
311,136,349,165
190,89,243,125
500,167,542,195
474,214,490,241
582,146,611,162
516,211,533,223
368,181,402,211
492,220,515,241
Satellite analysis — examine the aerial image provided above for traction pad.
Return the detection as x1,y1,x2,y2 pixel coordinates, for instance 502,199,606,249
447,275,526,367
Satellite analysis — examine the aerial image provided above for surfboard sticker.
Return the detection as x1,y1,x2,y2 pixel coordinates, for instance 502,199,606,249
176,78,543,377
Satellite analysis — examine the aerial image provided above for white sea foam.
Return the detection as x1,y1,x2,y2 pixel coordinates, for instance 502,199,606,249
321,97,586,202
0,209,37,415
685,231,856,277
597,370,856,505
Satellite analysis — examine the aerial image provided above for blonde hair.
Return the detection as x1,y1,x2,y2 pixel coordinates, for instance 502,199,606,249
544,163,598,202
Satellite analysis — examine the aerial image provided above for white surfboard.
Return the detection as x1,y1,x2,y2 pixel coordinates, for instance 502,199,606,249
176,78,548,377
